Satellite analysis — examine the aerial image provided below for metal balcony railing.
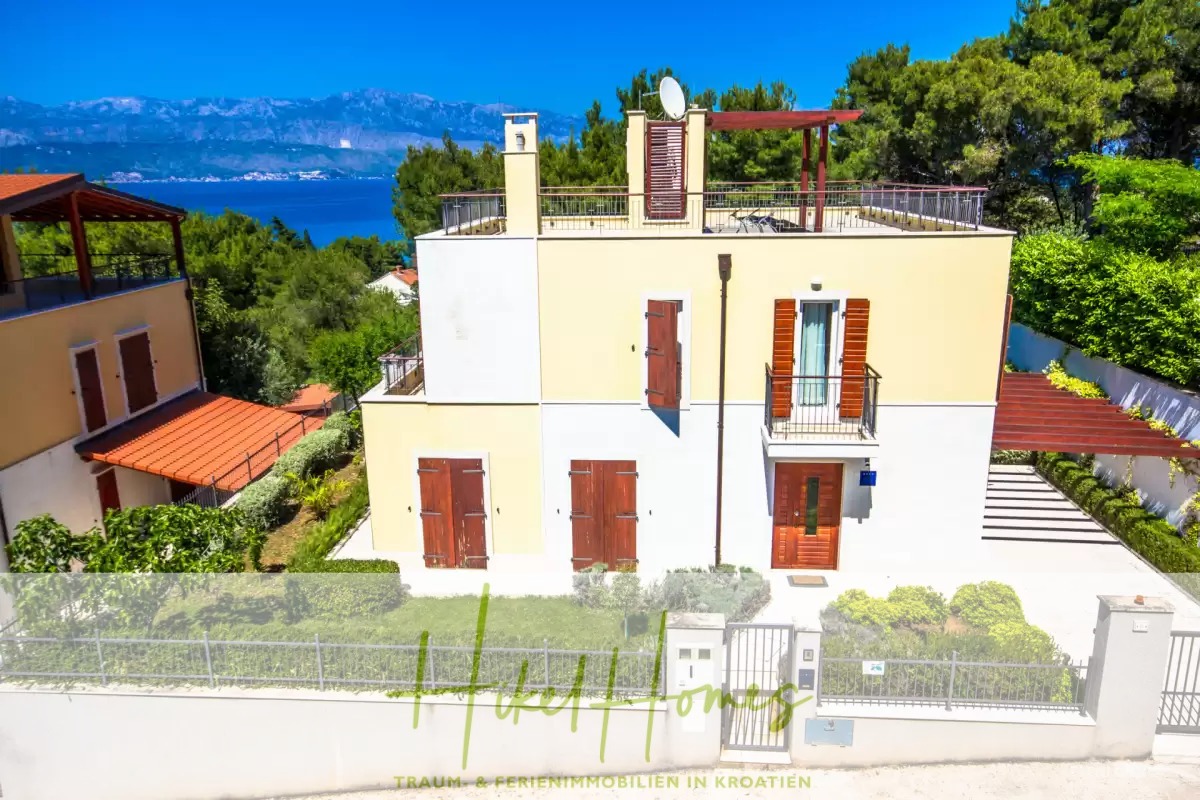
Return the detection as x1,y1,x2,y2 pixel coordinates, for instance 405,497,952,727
764,364,881,439
439,192,506,234
379,335,423,395
1,253,179,318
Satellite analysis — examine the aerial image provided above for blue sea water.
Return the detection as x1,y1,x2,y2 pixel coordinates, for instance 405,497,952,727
109,178,400,247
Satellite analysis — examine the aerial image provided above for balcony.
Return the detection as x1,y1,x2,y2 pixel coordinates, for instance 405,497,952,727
439,182,986,237
762,365,881,456
378,334,424,395
0,253,180,320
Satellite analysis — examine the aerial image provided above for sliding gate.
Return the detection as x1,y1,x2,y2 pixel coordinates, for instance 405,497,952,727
721,622,795,751
1159,631,1200,734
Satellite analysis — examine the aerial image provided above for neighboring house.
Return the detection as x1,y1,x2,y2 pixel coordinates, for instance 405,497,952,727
368,267,417,304
359,110,1015,574
0,174,322,570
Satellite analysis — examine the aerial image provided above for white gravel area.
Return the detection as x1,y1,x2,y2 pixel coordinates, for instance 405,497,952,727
283,759,1200,800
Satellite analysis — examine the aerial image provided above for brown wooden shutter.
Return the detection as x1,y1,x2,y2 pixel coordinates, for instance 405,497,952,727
839,299,870,420
996,293,1012,401
96,470,121,516
645,122,686,219
450,459,487,569
646,300,680,409
418,458,453,568
74,348,107,432
119,332,157,413
569,460,602,570
771,299,796,419
605,461,638,571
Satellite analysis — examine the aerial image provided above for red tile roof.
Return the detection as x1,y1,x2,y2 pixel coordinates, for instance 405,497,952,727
993,373,1198,457
393,268,418,286
0,174,81,203
78,391,325,491
0,174,185,221
280,383,339,414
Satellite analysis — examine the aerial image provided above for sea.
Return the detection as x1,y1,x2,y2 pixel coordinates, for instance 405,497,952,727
109,178,400,247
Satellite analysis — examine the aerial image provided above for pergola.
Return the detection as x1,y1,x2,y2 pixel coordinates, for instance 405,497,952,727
706,110,864,233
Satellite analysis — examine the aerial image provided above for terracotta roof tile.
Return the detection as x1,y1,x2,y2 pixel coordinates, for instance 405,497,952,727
280,384,339,414
0,174,80,203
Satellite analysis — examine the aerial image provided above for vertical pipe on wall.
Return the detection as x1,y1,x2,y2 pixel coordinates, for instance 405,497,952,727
714,254,732,566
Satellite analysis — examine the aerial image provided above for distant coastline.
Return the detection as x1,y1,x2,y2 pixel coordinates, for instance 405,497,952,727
108,172,392,184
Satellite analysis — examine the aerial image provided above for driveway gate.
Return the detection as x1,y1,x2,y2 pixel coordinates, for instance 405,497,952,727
721,622,794,751
1159,631,1200,734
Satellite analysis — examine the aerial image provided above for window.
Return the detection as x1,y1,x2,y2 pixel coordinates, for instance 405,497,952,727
417,458,488,569
645,300,682,409
117,330,158,414
804,477,820,536
569,459,638,571
72,345,107,433
797,302,834,405
645,122,686,219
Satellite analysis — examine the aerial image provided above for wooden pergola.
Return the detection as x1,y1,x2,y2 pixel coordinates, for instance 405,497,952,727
706,110,864,233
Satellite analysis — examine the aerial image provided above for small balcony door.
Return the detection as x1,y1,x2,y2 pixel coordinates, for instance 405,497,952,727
795,301,840,411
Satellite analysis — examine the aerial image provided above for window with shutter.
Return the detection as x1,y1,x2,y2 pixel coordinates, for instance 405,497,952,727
645,122,686,220
118,331,157,414
569,460,637,571
770,299,796,419
569,460,602,570
839,299,870,420
418,457,488,569
96,470,121,517
646,299,680,409
74,347,107,432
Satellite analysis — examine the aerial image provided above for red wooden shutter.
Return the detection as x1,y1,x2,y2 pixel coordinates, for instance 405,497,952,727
418,458,453,567
450,459,488,569
996,293,1012,401
604,461,638,571
646,300,680,409
74,348,107,432
569,460,602,570
119,332,157,413
96,470,121,517
839,299,870,420
771,299,796,419
645,122,686,219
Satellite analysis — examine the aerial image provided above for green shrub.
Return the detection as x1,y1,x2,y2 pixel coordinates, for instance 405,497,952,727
284,570,406,618
987,621,1059,663
6,515,94,573
949,581,1026,631
886,586,949,626
657,566,771,623
289,558,399,574
572,563,609,608
234,475,290,531
1044,360,1107,399
287,470,370,571
271,428,351,479
322,411,359,447
991,449,1034,465
1037,452,1200,575
830,588,901,627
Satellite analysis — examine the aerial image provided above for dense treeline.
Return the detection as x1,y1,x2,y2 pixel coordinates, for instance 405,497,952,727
16,216,416,402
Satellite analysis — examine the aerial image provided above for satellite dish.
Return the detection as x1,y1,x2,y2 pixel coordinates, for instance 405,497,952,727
659,76,686,120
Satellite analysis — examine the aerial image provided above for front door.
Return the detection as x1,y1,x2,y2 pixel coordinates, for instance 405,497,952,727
772,463,842,569
417,458,488,569
569,460,638,571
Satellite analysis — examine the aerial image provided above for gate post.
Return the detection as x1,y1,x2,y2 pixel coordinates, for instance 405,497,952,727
1084,595,1174,758
663,612,725,769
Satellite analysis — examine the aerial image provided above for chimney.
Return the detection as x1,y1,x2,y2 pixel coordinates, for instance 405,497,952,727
503,113,540,235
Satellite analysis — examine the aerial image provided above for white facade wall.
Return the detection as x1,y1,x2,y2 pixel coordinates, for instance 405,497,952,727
415,236,541,403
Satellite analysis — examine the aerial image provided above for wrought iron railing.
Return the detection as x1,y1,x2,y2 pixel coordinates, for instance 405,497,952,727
439,192,506,234
764,365,880,439
1,253,179,318
379,334,423,395
1159,630,1200,733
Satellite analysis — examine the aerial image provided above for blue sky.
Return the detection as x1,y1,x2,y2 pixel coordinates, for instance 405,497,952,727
2,0,1017,114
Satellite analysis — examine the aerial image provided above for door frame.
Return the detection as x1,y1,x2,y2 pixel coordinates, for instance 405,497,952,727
411,450,494,565
769,460,845,570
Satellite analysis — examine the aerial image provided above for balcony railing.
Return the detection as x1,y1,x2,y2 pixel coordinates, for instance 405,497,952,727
0,253,179,319
379,334,423,395
764,364,881,439
439,192,506,234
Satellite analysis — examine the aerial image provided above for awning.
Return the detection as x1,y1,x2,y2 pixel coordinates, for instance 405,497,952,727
993,373,1196,457
0,173,185,221
78,391,325,491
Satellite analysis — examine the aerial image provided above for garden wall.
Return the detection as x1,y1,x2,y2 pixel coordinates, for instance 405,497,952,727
1007,323,1200,530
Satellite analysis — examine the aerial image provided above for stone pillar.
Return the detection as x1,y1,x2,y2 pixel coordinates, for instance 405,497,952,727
625,110,646,224
502,113,540,236
684,108,707,230
663,611,725,767
1085,595,1174,757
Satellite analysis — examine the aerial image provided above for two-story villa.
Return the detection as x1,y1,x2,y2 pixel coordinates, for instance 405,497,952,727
0,175,322,569
361,109,1014,574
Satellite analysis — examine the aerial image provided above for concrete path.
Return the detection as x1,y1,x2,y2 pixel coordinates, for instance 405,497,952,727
281,759,1200,799
983,464,1117,545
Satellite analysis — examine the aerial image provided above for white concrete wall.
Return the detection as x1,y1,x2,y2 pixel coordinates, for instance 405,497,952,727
415,236,541,403
0,438,106,534
114,466,169,509
1007,323,1199,529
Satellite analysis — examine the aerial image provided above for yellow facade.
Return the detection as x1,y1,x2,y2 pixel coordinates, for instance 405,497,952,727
0,280,202,469
362,402,543,554
537,234,1013,404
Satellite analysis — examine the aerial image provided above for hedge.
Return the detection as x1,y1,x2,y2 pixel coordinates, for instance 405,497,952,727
284,568,406,618
289,558,398,573
322,411,359,447
234,475,290,531
270,427,351,479
1037,452,1200,574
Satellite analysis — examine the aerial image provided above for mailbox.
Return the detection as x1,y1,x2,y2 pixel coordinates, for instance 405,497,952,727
797,668,815,691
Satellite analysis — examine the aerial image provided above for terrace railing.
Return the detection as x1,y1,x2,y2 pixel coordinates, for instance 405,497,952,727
439,192,506,234
764,365,880,439
1,253,179,318
379,334,423,395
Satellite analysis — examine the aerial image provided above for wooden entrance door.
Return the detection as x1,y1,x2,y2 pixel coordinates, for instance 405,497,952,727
569,460,638,571
772,463,842,570
417,458,487,569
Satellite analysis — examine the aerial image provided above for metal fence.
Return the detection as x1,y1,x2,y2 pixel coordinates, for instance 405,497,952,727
1159,631,1200,733
764,365,880,439
379,334,423,395
818,652,1088,713
1,253,179,317
0,632,663,698
440,192,506,234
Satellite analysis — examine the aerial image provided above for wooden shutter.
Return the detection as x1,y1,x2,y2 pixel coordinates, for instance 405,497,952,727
450,459,488,569
119,332,157,413
74,348,107,432
418,458,453,568
604,461,638,571
770,299,796,419
96,470,121,516
996,293,1012,401
839,299,870,420
645,122,686,219
646,300,680,409
569,460,603,570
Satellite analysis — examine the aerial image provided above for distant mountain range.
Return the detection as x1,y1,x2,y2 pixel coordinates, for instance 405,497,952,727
0,90,584,181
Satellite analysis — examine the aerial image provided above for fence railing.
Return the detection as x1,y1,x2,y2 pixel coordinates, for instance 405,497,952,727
1,253,179,317
0,631,664,699
379,334,423,395
1159,630,1200,733
439,192,506,234
764,365,880,439
818,652,1088,713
